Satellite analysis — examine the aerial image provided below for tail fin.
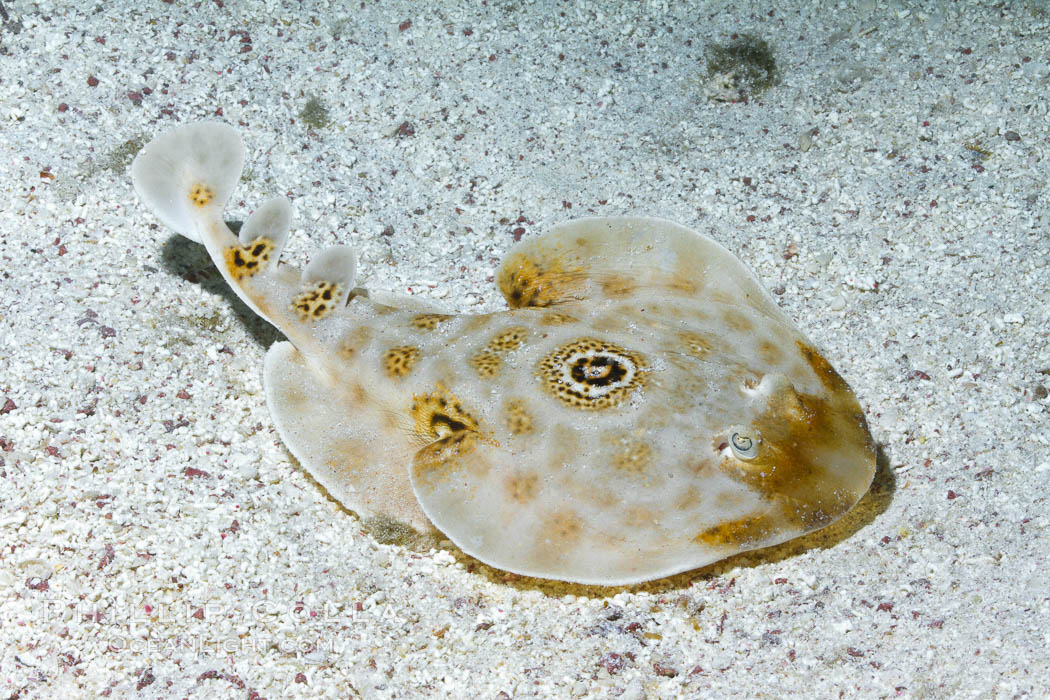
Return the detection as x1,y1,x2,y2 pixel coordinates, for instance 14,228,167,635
130,122,244,244
133,121,364,361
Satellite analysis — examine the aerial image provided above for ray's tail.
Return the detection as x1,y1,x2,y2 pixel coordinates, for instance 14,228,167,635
132,122,435,533
131,122,359,354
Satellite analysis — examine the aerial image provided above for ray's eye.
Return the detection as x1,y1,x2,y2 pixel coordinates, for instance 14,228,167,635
730,430,761,461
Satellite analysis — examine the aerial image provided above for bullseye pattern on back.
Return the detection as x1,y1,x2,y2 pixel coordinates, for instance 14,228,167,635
537,338,646,410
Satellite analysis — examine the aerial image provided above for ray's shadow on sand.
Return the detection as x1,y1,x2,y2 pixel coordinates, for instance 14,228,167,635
159,230,283,350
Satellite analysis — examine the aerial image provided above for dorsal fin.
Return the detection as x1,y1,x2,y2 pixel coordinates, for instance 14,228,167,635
303,245,356,297
239,196,292,254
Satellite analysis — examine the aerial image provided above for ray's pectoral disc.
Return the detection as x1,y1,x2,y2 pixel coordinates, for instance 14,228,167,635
131,122,877,585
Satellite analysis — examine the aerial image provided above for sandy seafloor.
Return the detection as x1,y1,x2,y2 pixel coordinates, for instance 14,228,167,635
1,0,1049,697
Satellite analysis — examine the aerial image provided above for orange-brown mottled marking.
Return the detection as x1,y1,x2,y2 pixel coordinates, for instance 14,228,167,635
683,458,716,478
338,326,374,361
413,431,479,481
611,439,653,475
623,505,656,528
663,256,705,298
716,363,875,540
409,386,493,485
539,311,578,326
723,309,754,333
486,326,529,352
708,290,736,306
325,438,369,476
383,346,421,379
189,183,214,207
694,513,778,548
497,253,585,308
505,472,539,504
503,398,534,435
292,281,343,320
410,385,483,442
673,485,704,511
410,313,455,331
469,351,502,379
601,275,637,298
572,235,596,252
758,338,783,366
546,510,584,545
679,331,714,358
796,340,854,394
667,260,700,295
224,237,275,281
